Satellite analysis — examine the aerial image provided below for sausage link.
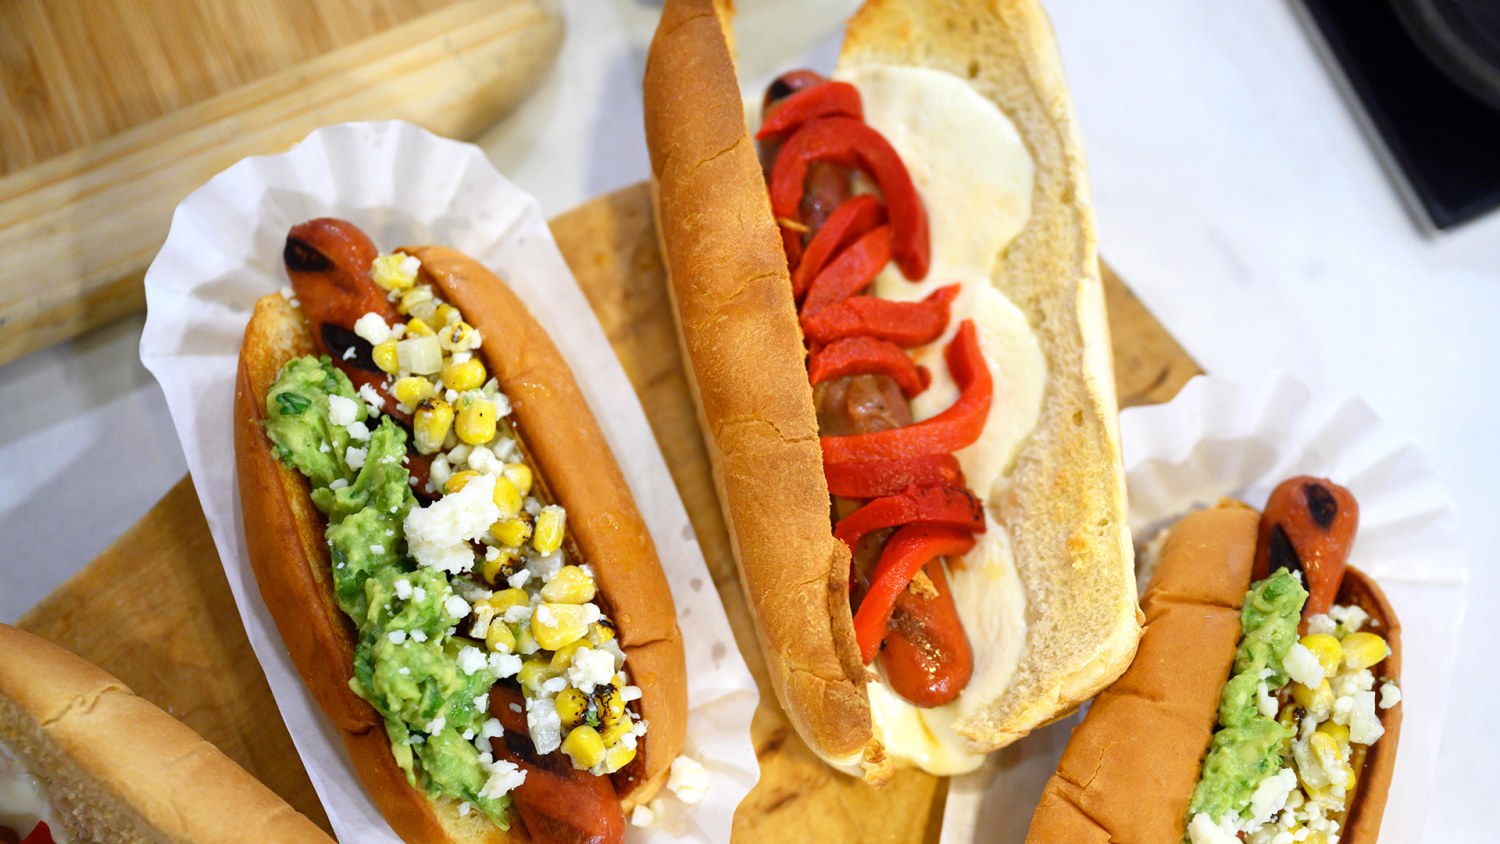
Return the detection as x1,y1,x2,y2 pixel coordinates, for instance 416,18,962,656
1253,476,1359,623
758,71,854,240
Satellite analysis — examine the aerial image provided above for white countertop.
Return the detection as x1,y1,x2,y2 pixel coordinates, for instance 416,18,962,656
1,0,1492,837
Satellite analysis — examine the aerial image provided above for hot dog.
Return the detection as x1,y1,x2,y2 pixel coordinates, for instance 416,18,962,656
1028,481,1403,844
235,220,688,841
645,0,1140,778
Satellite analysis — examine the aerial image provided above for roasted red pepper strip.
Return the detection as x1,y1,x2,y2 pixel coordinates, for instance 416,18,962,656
756,80,864,140
791,195,885,301
809,337,929,398
822,320,991,463
824,453,964,498
20,822,55,844
853,525,977,663
800,285,960,347
800,225,891,317
771,117,930,280
833,483,985,551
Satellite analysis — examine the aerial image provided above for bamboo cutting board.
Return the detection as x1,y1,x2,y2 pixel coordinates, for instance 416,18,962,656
0,0,562,368
19,182,1199,841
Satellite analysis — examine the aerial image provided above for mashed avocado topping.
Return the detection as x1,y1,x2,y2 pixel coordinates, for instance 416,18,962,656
1186,569,1307,833
264,355,511,825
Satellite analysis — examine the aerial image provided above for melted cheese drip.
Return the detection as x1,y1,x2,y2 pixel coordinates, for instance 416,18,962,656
834,63,1043,774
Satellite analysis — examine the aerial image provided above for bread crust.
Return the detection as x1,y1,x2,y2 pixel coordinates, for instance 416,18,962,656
234,245,686,838
1026,507,1404,842
0,624,331,843
645,0,1138,772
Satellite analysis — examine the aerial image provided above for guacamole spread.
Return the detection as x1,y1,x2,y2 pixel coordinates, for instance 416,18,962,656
264,356,509,825
1186,569,1307,831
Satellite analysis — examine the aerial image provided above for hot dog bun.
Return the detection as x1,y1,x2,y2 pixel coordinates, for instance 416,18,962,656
0,624,331,843
235,248,685,840
1026,505,1403,842
644,0,1137,775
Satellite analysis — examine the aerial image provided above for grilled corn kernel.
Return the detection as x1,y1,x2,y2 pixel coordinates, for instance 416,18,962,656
541,566,596,605
561,725,607,769
490,516,532,548
1291,679,1335,719
392,376,435,406
406,317,436,338
438,321,477,352
551,639,589,669
434,303,459,328
601,742,636,774
372,339,400,374
518,658,558,693
515,620,540,655
554,688,590,730
491,476,523,520
485,621,516,654
481,548,522,585
587,620,616,646
397,286,433,315
371,253,418,292
455,397,497,445
444,470,479,494
482,588,530,615
599,720,632,747
593,683,626,728
1340,632,1390,670
533,506,566,555
413,398,454,454
502,463,533,497
442,357,487,392
1317,721,1352,754
532,603,589,651
1304,832,1330,844
1301,634,1344,677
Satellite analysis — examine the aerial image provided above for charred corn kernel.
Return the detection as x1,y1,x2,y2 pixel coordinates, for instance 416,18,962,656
490,516,532,548
593,684,626,728
1340,632,1390,670
434,303,459,328
502,463,533,497
397,286,433,315
533,506,566,555
485,621,516,654
561,725,606,769
554,688,590,730
438,321,477,352
541,566,596,605
518,658,558,693
455,397,497,445
392,376,435,406
1301,634,1344,677
405,317,436,337
481,548,521,584
587,620,616,646
599,720,632,747
532,603,589,651
413,398,454,454
601,742,636,774
491,476,522,520
1291,679,1335,718
1276,704,1300,731
551,639,589,669
1317,721,1352,754
444,470,479,494
372,339,400,374
482,588,529,615
442,357,486,392
370,253,418,291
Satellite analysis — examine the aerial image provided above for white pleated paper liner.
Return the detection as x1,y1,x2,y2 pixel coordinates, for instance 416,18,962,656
139,121,761,843
941,371,1467,843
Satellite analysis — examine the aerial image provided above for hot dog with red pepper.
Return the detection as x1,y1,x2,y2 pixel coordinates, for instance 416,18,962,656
236,221,688,841
646,0,1139,779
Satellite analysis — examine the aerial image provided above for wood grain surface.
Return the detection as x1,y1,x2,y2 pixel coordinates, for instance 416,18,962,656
19,182,1199,842
0,0,562,368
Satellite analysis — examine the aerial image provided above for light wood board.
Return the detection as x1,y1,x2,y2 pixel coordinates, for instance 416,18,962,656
19,182,1200,841
0,0,562,368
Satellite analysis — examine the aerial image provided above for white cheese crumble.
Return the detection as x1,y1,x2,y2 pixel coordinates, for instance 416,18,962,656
526,695,563,754
566,648,616,693
542,676,567,694
1255,680,1278,719
1283,643,1324,688
426,716,446,734
387,630,407,644
329,478,348,490
410,630,427,643
1246,768,1298,828
456,646,487,676
1186,813,1240,844
394,579,412,600
444,594,471,620
457,802,470,818
1347,689,1385,745
667,756,709,805
357,383,384,417
326,394,358,426
502,605,532,624
488,652,522,678
478,758,526,801
630,803,656,828
1379,682,1402,709
346,420,371,441
621,685,643,703
345,446,367,471
354,312,392,345
507,569,532,589
404,474,500,573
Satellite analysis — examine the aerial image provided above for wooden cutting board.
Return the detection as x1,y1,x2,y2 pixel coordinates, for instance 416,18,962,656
0,0,562,368
18,182,1199,841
